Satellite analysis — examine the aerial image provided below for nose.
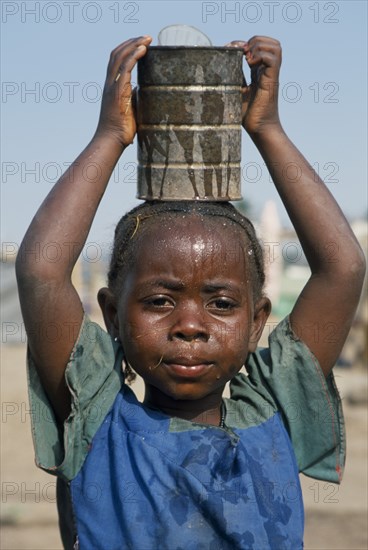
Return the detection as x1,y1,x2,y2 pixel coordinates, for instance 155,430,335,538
169,303,209,342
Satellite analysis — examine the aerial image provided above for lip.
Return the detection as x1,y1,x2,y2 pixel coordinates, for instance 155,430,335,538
163,361,214,378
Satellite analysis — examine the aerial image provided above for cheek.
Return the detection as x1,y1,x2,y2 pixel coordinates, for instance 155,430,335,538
220,318,254,364
120,313,165,358
217,317,252,345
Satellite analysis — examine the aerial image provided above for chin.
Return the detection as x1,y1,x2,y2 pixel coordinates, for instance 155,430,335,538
164,383,223,402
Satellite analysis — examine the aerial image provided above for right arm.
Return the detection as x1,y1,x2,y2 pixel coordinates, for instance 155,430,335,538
16,36,152,422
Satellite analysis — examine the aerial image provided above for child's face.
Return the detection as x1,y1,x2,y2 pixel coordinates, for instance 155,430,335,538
108,216,269,405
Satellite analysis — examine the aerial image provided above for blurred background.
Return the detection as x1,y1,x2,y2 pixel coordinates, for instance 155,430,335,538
1,0,367,548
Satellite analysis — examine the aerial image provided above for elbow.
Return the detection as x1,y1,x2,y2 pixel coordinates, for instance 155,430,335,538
332,234,366,282
15,246,28,284
320,240,367,301
15,242,40,284
350,242,366,284
15,250,40,291
340,242,367,298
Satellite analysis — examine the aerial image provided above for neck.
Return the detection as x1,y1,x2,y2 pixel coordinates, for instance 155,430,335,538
143,384,224,426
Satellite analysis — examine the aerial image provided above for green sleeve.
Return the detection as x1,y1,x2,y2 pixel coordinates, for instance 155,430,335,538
230,316,345,484
27,315,124,481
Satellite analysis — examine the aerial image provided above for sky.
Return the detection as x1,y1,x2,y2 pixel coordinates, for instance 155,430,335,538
1,0,367,252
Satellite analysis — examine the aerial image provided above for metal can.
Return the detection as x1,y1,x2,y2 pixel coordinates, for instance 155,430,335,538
137,46,243,201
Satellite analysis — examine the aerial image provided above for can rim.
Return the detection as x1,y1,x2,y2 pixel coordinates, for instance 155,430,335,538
146,46,244,52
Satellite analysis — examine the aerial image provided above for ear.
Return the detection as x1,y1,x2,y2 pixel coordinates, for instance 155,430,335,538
248,297,272,352
97,287,119,338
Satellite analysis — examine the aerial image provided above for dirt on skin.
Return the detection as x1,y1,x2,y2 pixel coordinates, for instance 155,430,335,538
1,344,367,550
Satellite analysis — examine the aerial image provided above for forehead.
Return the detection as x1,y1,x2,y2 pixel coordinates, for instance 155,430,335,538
129,214,249,280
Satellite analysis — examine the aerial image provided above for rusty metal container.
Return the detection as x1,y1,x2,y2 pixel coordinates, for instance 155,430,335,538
137,47,243,201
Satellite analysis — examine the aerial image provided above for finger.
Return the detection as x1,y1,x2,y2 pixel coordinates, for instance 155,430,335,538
114,45,147,86
112,48,150,96
224,40,257,68
131,86,138,112
246,36,281,48
247,51,280,72
107,37,136,74
224,41,252,84
107,36,152,82
224,40,248,48
244,37,281,66
245,44,280,60
241,83,253,108
113,37,152,80
109,35,151,65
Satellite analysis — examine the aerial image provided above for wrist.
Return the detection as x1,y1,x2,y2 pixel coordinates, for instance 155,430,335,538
246,121,285,146
92,128,128,155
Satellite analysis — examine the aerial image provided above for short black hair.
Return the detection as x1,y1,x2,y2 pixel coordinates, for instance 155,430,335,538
109,201,265,297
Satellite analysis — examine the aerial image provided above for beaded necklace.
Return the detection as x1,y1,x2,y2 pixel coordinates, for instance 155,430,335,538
219,401,226,429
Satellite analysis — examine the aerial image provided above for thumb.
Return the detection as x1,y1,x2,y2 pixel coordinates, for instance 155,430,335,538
241,73,253,106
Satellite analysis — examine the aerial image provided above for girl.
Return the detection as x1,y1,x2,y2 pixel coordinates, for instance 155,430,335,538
16,36,365,549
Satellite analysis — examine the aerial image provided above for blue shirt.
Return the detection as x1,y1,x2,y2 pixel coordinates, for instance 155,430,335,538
27,316,345,549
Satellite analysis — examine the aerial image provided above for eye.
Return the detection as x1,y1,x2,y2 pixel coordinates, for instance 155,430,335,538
206,298,237,314
143,295,175,310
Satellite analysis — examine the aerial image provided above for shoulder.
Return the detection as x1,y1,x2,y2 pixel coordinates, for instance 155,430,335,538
28,314,125,480
229,316,345,483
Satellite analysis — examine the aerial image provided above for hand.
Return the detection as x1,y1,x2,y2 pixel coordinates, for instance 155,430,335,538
227,36,282,136
95,36,152,148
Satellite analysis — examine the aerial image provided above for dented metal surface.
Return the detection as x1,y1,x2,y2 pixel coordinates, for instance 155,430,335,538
137,47,243,201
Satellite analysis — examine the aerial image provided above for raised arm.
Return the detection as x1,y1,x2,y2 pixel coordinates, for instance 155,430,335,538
16,36,152,421
232,36,365,376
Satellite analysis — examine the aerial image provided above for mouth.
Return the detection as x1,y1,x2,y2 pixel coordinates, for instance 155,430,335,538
163,359,214,378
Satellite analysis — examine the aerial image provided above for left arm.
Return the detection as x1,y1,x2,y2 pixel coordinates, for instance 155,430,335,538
253,124,365,377
231,36,366,377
